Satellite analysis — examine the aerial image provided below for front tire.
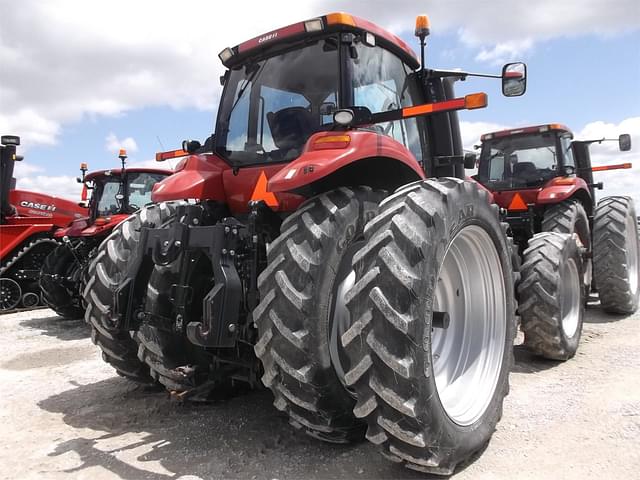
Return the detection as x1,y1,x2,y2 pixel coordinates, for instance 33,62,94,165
254,186,384,443
342,179,517,475
40,244,85,319
518,232,585,360
593,196,640,314
542,200,591,293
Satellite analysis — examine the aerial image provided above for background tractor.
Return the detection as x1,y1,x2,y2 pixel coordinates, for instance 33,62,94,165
0,135,87,312
83,12,525,475
39,150,171,319
475,124,638,361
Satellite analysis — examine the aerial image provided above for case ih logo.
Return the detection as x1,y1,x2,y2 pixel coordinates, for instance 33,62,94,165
20,201,57,212
258,32,278,44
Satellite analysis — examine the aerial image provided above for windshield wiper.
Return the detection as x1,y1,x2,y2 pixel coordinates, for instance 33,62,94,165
228,61,266,118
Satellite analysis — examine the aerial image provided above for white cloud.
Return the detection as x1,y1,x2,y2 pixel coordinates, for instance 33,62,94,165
16,175,83,201
460,120,513,152
105,133,138,154
475,39,534,66
13,161,44,177
1,0,637,148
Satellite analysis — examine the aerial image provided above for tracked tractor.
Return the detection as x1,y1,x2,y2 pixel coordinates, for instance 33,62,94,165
0,135,87,312
84,13,526,474
39,150,171,319
475,124,638,361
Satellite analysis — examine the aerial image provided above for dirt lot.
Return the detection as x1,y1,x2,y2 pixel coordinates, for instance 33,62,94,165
1,304,638,480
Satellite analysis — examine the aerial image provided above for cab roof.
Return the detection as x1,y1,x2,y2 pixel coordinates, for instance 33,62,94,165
85,167,172,182
481,123,573,141
221,12,420,70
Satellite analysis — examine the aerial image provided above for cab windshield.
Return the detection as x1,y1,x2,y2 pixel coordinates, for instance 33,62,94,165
477,133,558,190
215,37,340,165
95,172,167,216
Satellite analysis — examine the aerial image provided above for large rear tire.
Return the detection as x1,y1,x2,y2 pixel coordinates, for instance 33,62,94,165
519,232,585,360
40,244,85,319
342,179,517,475
83,203,178,383
593,196,640,313
254,186,384,443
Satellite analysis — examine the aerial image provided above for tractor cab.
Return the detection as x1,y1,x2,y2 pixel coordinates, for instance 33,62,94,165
58,151,171,238
476,124,575,193
158,13,526,208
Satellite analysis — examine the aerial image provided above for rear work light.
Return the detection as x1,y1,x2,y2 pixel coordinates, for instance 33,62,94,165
218,48,234,64
304,18,323,32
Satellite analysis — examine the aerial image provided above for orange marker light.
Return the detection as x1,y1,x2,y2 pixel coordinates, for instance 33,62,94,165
80,162,88,170
508,193,528,211
592,162,632,172
156,149,188,162
313,135,351,150
119,149,127,157
415,14,430,37
464,93,488,110
326,12,356,26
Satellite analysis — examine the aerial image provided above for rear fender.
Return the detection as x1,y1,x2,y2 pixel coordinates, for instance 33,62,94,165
537,177,592,206
54,217,90,238
152,153,228,203
268,131,425,195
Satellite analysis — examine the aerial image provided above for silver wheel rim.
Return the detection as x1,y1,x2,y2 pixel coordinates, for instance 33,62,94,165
627,214,639,296
432,225,507,427
560,257,581,338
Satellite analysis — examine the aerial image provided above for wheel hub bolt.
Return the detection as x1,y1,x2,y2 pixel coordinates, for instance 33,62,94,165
192,218,200,225
174,241,182,247
228,323,236,332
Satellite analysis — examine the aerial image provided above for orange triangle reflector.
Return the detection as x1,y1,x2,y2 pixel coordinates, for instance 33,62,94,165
508,193,528,211
250,171,279,208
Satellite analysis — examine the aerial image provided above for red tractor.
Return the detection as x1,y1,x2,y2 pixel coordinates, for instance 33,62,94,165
1,135,87,312
84,13,525,475
475,124,638,360
39,150,172,319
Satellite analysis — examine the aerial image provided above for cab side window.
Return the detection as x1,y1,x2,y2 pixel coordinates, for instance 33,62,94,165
561,134,575,170
351,41,425,161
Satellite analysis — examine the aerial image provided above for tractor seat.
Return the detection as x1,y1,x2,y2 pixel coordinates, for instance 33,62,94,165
513,162,539,177
267,107,316,154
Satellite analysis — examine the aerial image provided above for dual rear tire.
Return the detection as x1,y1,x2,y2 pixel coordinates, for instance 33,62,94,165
339,179,517,474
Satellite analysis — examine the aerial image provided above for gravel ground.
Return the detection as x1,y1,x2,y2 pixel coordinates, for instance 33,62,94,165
1,303,639,480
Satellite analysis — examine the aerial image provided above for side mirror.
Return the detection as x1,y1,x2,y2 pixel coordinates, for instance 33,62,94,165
464,152,477,169
182,139,202,154
502,62,527,97
619,133,631,151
